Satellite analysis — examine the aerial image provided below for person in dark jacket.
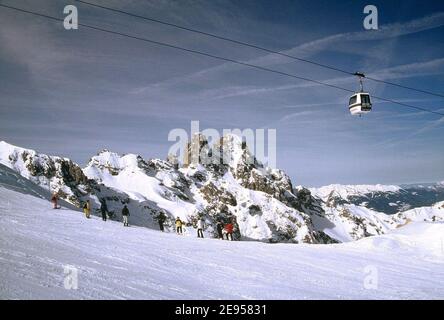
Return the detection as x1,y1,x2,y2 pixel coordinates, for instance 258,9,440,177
100,199,108,221
216,221,224,239
122,205,130,227
157,211,166,232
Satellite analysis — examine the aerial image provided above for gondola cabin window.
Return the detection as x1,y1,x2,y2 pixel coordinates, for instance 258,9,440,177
349,96,357,105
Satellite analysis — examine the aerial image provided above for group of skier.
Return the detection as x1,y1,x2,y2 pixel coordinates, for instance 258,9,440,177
172,216,206,238
172,216,235,240
52,193,236,238
82,199,130,226
52,192,131,227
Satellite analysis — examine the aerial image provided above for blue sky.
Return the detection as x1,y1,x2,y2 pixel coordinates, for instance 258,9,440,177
0,0,443,186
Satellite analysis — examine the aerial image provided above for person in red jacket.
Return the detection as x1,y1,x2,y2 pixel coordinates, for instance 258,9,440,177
51,193,59,209
224,222,234,241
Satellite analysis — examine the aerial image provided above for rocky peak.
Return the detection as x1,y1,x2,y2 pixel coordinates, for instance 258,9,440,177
210,134,295,206
183,133,210,168
212,133,257,170
292,187,325,215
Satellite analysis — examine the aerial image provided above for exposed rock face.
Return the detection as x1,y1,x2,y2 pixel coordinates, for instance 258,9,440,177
210,134,293,201
148,158,191,201
183,133,210,167
0,143,92,206
166,153,179,170
200,182,237,207
59,159,89,185
292,187,324,214
177,134,335,243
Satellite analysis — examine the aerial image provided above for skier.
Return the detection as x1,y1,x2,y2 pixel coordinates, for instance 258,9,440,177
175,217,183,235
100,199,108,221
224,222,234,241
51,192,59,209
197,218,204,238
83,200,91,219
122,205,130,227
216,221,224,239
157,210,166,232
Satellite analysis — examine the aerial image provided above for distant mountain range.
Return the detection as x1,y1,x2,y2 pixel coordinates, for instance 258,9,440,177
310,183,444,214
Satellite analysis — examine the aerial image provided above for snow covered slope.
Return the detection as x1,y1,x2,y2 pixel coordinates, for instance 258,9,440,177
1,186,443,299
0,163,79,211
0,162,52,200
308,192,444,242
311,204,397,242
0,140,90,205
393,201,444,224
83,150,196,222
0,141,162,230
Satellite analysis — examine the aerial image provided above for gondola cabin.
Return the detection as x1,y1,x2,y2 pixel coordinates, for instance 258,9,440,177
348,92,372,116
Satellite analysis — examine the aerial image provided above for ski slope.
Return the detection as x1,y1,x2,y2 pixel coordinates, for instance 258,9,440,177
0,186,443,299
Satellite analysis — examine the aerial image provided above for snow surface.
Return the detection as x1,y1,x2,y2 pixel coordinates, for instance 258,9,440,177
1,186,443,299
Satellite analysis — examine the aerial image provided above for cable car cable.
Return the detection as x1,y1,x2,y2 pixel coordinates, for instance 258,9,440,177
74,0,444,99
1,3,443,117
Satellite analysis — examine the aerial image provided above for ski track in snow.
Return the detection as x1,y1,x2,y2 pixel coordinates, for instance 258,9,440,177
0,186,443,299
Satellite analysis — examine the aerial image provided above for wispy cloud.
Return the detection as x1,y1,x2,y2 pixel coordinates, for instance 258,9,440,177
374,112,444,149
368,58,444,80
242,12,444,67
130,12,444,99
186,57,444,101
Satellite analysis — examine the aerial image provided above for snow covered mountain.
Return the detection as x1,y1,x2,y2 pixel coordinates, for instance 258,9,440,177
1,139,443,244
1,184,443,299
310,183,444,214
307,183,444,241
310,184,402,203
0,141,159,229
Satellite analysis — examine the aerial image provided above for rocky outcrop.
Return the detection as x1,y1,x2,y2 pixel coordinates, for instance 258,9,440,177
183,133,210,167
